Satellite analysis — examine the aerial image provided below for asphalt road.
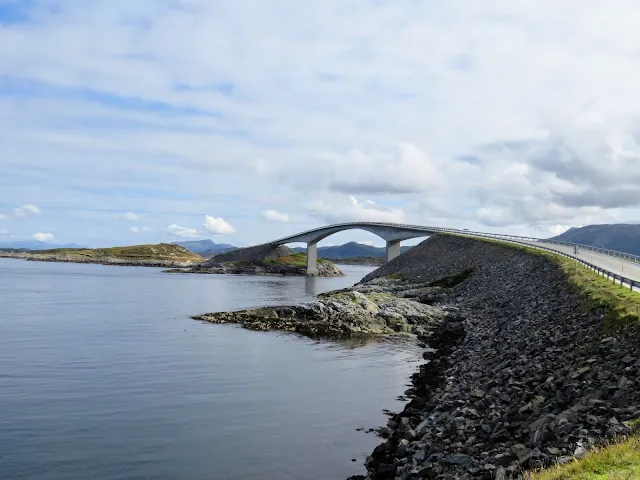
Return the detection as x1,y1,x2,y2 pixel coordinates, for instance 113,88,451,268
506,239,640,293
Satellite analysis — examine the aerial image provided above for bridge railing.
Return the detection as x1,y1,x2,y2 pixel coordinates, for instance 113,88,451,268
271,222,640,271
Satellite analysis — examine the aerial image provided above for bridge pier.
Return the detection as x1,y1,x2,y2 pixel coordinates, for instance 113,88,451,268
386,240,401,263
306,241,318,276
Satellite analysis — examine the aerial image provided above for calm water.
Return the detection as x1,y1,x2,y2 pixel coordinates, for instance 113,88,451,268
0,259,421,480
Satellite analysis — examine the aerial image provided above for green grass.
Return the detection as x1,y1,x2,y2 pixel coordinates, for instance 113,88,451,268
36,244,202,261
385,272,408,281
527,435,640,480
428,268,475,288
256,252,329,268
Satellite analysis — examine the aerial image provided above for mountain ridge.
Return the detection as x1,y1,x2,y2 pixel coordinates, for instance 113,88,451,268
550,223,640,255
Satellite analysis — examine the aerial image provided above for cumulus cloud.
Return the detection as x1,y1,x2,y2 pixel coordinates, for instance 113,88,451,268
167,224,199,238
203,215,236,235
261,210,291,223
549,225,572,236
33,232,54,242
121,212,140,221
304,195,406,224
131,226,152,234
14,205,41,218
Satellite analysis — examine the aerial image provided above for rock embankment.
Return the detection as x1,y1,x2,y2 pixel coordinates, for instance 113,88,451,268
352,235,640,479
173,244,344,277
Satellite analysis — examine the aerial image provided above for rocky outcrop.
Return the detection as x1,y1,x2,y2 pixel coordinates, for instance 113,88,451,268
181,259,344,277
194,285,448,336
352,235,640,479
170,244,345,277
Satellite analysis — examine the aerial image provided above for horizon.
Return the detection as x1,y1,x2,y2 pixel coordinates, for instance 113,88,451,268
2,2,640,248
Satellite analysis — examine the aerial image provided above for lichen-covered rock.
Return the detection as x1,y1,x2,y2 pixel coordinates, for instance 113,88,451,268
194,289,446,336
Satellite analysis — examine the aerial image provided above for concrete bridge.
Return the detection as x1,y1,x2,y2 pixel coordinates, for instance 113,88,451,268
270,222,640,291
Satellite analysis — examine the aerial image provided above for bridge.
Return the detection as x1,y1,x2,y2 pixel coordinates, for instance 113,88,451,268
270,222,640,292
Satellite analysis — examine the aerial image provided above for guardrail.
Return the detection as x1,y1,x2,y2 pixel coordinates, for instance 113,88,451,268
451,232,638,292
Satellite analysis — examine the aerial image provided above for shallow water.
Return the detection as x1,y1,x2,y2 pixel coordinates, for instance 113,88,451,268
0,259,422,480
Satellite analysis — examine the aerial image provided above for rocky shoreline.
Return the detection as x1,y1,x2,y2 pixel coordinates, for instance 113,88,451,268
171,259,344,277
193,234,640,479
194,280,450,336
0,251,200,268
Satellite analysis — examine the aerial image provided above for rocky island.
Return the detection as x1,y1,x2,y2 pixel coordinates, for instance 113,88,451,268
0,243,204,268
169,244,344,277
193,234,640,479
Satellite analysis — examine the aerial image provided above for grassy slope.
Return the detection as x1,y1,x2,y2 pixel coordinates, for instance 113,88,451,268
527,436,640,480
256,252,328,267
37,244,203,261
455,235,640,478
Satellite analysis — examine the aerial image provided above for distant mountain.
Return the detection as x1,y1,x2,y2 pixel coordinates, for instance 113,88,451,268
550,224,640,255
292,241,412,259
0,240,87,251
173,239,237,256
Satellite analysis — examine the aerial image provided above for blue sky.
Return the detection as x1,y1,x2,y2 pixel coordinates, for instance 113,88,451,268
1,0,640,247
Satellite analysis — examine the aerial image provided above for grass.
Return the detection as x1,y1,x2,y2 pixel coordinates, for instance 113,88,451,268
428,268,475,288
257,252,329,268
36,244,202,261
385,272,408,281
526,435,640,480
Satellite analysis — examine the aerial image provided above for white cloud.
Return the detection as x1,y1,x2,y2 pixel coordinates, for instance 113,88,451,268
121,212,140,221
261,209,291,223
33,232,54,242
14,205,42,218
0,214,9,221
203,215,236,235
304,195,406,224
167,224,199,238
549,225,573,236
130,225,151,234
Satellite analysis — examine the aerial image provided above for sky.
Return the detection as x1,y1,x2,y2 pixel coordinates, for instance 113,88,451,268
1,0,640,248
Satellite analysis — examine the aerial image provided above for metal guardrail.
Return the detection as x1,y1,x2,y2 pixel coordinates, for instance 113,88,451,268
452,233,638,292
271,222,640,291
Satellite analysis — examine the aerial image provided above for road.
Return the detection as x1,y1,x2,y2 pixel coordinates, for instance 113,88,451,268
503,238,640,293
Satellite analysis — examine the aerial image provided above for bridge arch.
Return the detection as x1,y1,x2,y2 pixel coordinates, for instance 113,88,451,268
270,222,436,275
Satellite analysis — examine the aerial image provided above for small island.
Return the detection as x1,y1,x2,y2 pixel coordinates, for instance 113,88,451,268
0,244,204,268
167,244,344,277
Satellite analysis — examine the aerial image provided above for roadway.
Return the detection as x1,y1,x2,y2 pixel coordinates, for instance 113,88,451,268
492,238,640,293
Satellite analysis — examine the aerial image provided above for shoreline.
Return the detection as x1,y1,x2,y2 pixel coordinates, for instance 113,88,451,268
0,252,201,268
193,234,640,479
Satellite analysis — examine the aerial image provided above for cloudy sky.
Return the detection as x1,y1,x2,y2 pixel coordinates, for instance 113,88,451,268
1,0,639,247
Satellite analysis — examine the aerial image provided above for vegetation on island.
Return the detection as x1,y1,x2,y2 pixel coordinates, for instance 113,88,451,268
35,243,203,261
